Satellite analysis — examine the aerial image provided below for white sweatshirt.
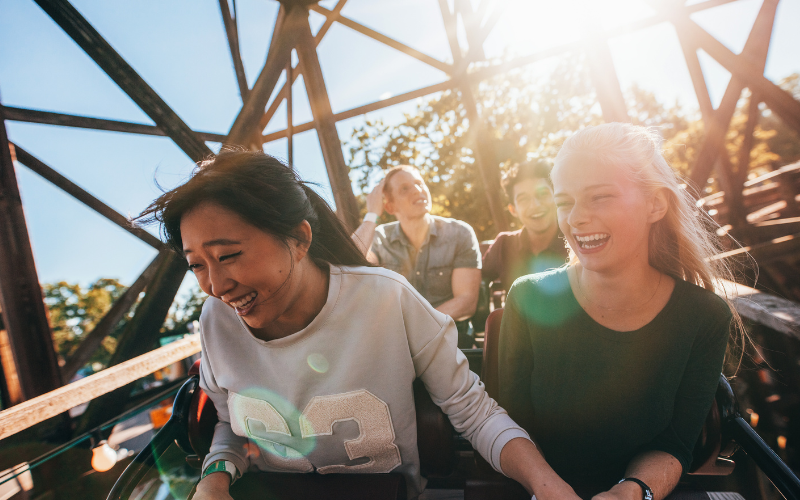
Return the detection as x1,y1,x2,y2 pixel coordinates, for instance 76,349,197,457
199,265,530,498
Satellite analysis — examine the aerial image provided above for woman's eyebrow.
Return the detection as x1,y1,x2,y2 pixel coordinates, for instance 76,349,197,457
184,239,242,255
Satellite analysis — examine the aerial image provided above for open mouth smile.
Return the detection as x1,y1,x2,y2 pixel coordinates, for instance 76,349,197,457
574,232,610,251
227,291,258,315
526,210,548,220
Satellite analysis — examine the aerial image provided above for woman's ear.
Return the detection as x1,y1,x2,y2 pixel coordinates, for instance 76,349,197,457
647,188,670,223
292,220,313,262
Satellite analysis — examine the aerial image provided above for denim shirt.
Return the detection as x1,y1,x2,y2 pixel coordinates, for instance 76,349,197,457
371,215,481,308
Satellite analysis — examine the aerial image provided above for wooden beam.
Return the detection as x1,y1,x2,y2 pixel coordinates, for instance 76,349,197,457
678,37,714,123
61,252,166,381
33,0,212,162
262,80,458,143
584,33,629,123
258,0,348,133
218,0,249,101
2,106,226,143
309,5,452,75
717,279,800,340
712,232,800,266
459,85,509,232
226,5,308,147
295,19,360,231
0,105,63,401
12,144,163,250
0,333,200,440
75,252,187,434
438,0,462,64
287,61,294,167
681,22,800,137
675,0,780,187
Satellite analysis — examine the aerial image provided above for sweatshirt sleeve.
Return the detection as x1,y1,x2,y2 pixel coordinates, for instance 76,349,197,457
403,285,531,474
198,316,252,476
639,299,731,472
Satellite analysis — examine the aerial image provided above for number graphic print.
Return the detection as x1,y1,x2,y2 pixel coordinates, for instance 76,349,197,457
228,393,313,472
300,389,402,473
228,390,401,474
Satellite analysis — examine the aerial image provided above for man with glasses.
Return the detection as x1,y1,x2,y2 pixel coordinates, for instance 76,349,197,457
482,161,568,293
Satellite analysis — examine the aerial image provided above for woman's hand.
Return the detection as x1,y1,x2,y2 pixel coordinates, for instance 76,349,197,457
591,479,641,500
366,179,386,216
192,472,233,500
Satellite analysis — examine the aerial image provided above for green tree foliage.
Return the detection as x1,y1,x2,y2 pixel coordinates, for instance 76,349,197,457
45,279,128,371
347,61,800,239
44,279,207,374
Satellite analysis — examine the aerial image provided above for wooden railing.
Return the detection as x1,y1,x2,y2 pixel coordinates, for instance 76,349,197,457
0,334,200,440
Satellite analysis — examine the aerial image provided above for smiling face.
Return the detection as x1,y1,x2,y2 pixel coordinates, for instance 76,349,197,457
384,169,431,219
181,202,304,332
552,155,664,274
509,177,556,234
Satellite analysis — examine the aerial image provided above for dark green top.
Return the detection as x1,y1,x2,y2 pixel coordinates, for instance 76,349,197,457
498,267,730,495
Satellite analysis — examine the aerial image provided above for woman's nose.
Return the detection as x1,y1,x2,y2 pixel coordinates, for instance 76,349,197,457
567,201,589,228
207,265,234,298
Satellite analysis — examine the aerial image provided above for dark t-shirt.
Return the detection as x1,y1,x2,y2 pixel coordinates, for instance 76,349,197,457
482,228,568,292
498,267,730,496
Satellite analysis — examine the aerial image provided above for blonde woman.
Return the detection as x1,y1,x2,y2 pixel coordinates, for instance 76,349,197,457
498,123,737,499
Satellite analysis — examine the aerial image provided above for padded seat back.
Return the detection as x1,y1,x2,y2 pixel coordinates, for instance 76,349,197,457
185,360,455,477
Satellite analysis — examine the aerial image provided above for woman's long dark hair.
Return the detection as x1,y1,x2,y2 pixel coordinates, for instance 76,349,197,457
134,150,370,267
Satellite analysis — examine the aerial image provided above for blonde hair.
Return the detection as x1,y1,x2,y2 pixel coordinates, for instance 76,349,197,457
555,123,748,370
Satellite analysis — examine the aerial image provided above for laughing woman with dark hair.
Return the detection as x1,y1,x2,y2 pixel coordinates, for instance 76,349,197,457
135,151,580,500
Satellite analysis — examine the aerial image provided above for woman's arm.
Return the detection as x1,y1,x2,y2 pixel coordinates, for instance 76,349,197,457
592,451,682,500
500,437,581,499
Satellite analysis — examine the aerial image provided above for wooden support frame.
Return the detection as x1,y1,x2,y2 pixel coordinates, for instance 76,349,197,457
438,0,463,64
0,106,63,400
459,85,509,233
61,252,166,381
295,19,360,231
2,106,226,143
12,144,163,250
287,61,294,166
0,333,200,441
33,0,211,163
583,31,629,123
262,80,458,143
75,252,187,434
258,0,348,134
672,0,780,188
226,5,307,147
218,0,249,101
309,5,452,75
680,18,800,135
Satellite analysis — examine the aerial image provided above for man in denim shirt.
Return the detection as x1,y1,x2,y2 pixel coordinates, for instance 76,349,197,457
353,166,481,347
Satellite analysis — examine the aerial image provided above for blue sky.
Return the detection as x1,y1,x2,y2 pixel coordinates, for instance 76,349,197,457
0,0,798,292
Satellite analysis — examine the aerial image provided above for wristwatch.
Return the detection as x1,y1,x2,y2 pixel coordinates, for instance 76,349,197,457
363,212,379,223
618,478,653,500
202,460,239,484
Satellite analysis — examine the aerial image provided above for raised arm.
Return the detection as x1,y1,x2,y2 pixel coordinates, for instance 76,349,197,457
351,179,385,262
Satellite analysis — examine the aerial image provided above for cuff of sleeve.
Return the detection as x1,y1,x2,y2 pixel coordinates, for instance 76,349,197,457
202,451,247,480
490,427,533,475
